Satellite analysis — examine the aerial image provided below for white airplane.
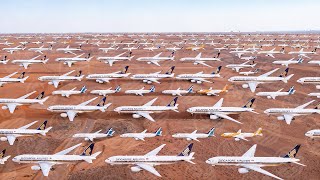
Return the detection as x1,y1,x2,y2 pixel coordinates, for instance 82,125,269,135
288,48,317,59
0,91,49,113
308,59,320,66
0,55,9,64
143,46,160,51
229,49,254,58
120,127,162,141
11,55,49,69
240,56,256,61
114,97,178,122
264,100,320,125
125,86,155,96
273,57,303,67
38,70,84,88
97,52,134,66
256,86,295,99
73,128,115,141
56,45,82,55
239,68,259,76
0,72,29,87
56,53,93,67
221,128,262,141
180,53,221,67
86,66,130,83
187,98,257,124
226,61,256,72
2,45,25,54
196,84,229,96
47,97,111,122
131,66,175,84
90,85,121,96
105,143,195,177
0,120,52,145
185,44,205,51
297,77,320,89
206,144,305,180
308,92,320,98
176,66,222,84
228,68,294,92
12,143,101,177
136,52,174,66
0,41,14,46
0,149,10,164
123,45,140,51
162,85,193,96
172,127,215,142
98,45,119,53
28,45,53,54
52,85,87,98
305,129,320,138
165,46,183,51
258,48,285,58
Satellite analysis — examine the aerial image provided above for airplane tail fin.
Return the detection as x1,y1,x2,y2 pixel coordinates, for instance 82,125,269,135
280,47,285,53
279,68,289,77
97,97,107,107
212,66,222,74
18,72,26,79
35,91,45,100
121,66,129,74
105,128,115,136
178,143,194,157
222,84,229,92
81,143,95,156
0,149,6,159
242,98,255,108
207,127,215,137
37,120,48,130
154,127,162,136
165,66,175,75
80,85,87,93
187,85,194,93
298,57,304,63
254,128,263,136
167,97,178,107
314,103,320,109
86,53,91,59
216,52,221,58
171,51,175,57
149,85,155,92
288,86,295,95
283,144,301,158
76,70,83,77
115,85,121,92
312,48,317,52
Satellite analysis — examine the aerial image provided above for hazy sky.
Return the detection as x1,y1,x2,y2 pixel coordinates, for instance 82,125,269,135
1,0,319,33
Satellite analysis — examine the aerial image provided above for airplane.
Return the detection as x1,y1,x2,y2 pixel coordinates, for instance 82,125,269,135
180,53,221,67
272,57,303,67
56,45,82,55
12,143,101,177
228,68,294,92
176,66,222,84
97,52,134,66
28,45,53,54
120,127,162,141
205,41,220,46
186,98,257,124
0,41,14,46
56,53,93,67
221,128,262,141
185,44,205,51
143,46,161,51
98,45,119,53
125,86,155,96
114,97,178,122
86,66,130,83
38,70,84,88
206,144,305,180
47,97,111,122
0,55,9,64
90,85,121,96
136,52,174,66
2,45,25,54
239,68,259,76
122,45,140,51
308,92,320,98
297,77,320,89
162,85,194,96
11,55,49,69
264,100,320,125
105,143,194,177
0,91,49,113
240,56,257,61
225,61,256,72
0,72,29,87
130,66,175,84
197,84,229,96
73,128,115,141
257,48,285,58
305,129,320,138
229,49,254,58
0,120,52,145
256,86,295,99
165,46,183,51
52,85,87,98
0,149,10,164
172,127,215,142
308,59,320,66
288,48,317,59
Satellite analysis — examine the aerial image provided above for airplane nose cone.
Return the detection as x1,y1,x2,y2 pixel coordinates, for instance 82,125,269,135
105,158,111,164
12,157,18,162
205,159,211,164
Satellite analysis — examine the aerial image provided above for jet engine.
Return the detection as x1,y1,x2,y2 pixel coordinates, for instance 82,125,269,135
191,80,196,83
0,137,7,141
316,85,320,89
267,96,272,99
31,165,41,171
147,62,151,64
96,80,104,84
48,82,53,85
132,114,141,118
193,62,198,65
131,166,142,172
2,106,8,110
60,113,68,118
210,115,219,119
143,79,148,83
242,84,249,88
238,168,249,174
235,138,240,141
197,81,202,84
277,116,284,120
147,81,152,84
84,138,90,141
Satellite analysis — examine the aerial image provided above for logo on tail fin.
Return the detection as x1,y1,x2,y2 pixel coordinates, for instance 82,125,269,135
213,66,222,74
35,92,45,100
279,68,289,77
121,66,129,74
178,143,193,156
314,103,320,109
167,97,178,107
37,120,48,130
0,149,6,158
80,86,87,93
76,70,82,77
97,97,106,106
150,86,155,92
81,143,95,156
187,85,194,93
165,66,175,74
288,86,295,95
18,72,26,79
155,127,162,136
207,127,215,137
105,128,115,136
115,86,121,92
283,144,301,158
243,98,255,108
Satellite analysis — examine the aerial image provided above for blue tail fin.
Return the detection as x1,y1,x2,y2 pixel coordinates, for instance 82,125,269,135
37,120,48,130
121,66,129,74
212,66,222,74
155,127,162,136
165,66,175,74
115,85,121,92
150,86,155,92
80,86,87,93
97,97,106,106
298,58,303,63
105,128,115,136
242,98,255,108
288,86,295,94
207,127,215,137
81,143,95,156
283,144,301,158
178,143,194,156
167,97,178,107
187,85,194,93
279,68,289,77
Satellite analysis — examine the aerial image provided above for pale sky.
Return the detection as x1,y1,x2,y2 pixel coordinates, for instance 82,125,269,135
1,0,319,33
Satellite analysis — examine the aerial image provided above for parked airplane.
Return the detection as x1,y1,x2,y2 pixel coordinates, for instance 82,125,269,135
180,53,221,67
240,56,257,61
2,45,25,54
97,52,134,66
228,68,294,92
264,100,319,125
120,127,162,141
308,92,320,98
0,91,49,113
56,53,93,67
125,86,155,96
172,127,215,142
0,72,28,87
226,61,256,72
47,97,111,121
143,46,161,51
273,57,303,67
288,48,317,59
0,56,9,64
176,66,222,84
229,49,254,58
258,48,285,58
308,60,320,66
136,52,174,66
73,128,115,141
187,98,257,124
98,45,119,53
206,144,304,180
305,129,320,138
0,41,14,46
90,86,121,96
197,85,228,96
86,66,130,83
162,85,194,96
0,149,10,164
256,86,295,99
11,55,49,69
297,77,320,89
105,143,195,177
28,45,53,54
56,45,82,55
0,120,52,145
114,97,178,122
131,66,175,84
221,128,262,141
52,85,87,98
12,143,101,177
166,46,183,51
38,70,84,88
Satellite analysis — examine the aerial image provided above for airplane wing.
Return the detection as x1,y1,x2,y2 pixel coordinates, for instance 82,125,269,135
242,144,256,157
145,78,161,84
39,162,54,177
191,130,198,134
196,61,212,67
95,129,102,133
189,137,200,142
61,70,75,76
135,163,161,177
142,98,158,106
7,104,18,114
3,72,17,78
234,135,249,141
18,121,38,129
268,54,275,58
54,143,82,155
195,53,202,59
7,135,17,145
259,68,279,77
144,144,166,156
153,52,162,58
248,82,258,92
116,52,126,57
18,91,37,99
283,114,294,125
214,113,242,124
31,55,41,60
241,164,283,180
75,53,85,58
137,112,155,122
213,98,224,107
78,97,98,106
191,78,212,83
22,63,30,69
296,100,315,109
151,61,160,66
67,111,77,121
